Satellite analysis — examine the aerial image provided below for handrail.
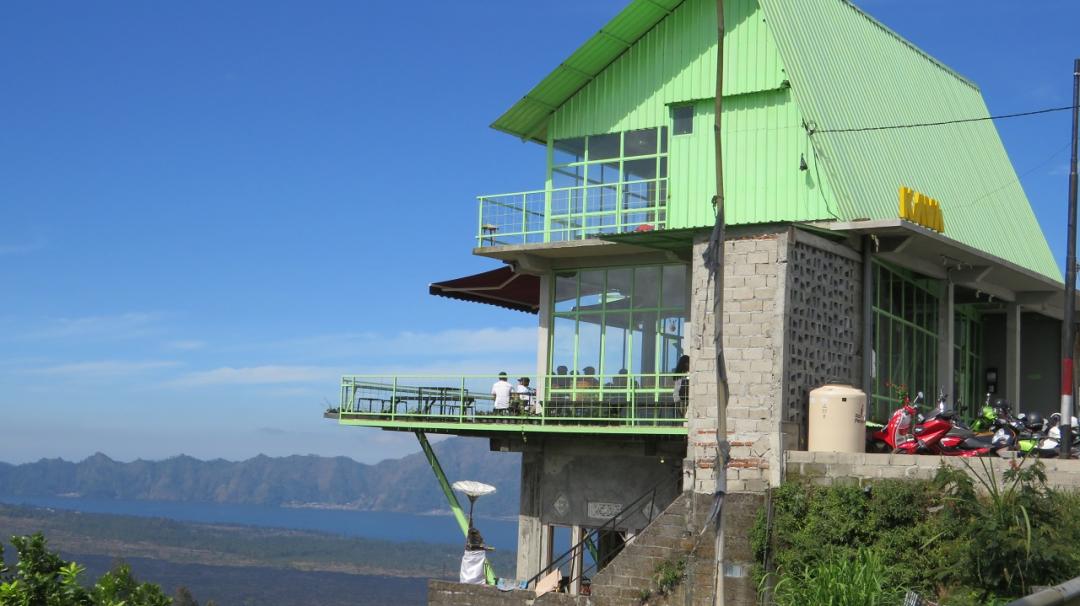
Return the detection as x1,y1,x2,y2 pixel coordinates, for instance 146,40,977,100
1005,577,1080,606
337,373,689,429
524,474,681,591
476,177,668,247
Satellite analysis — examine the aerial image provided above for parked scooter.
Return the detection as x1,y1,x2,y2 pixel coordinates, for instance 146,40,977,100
869,391,999,456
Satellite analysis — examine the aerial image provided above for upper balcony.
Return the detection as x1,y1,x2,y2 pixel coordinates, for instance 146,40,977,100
476,178,668,248
326,373,688,437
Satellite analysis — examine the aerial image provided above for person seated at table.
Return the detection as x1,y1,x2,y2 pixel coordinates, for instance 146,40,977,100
491,372,513,418
514,377,537,415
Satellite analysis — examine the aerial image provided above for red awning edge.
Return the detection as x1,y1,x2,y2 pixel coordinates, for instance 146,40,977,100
428,266,540,314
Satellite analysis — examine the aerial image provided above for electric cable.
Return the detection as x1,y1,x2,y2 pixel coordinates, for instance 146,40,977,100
810,104,1077,135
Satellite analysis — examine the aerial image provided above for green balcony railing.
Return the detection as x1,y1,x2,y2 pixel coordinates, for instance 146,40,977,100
476,178,668,247
332,373,688,435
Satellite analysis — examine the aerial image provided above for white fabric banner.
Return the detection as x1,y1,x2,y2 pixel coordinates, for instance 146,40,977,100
460,549,487,584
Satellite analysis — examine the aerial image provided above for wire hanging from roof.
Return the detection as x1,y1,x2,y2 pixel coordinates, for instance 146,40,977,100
809,104,1077,135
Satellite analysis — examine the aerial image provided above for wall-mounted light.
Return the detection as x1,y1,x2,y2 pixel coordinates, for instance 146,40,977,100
799,154,808,171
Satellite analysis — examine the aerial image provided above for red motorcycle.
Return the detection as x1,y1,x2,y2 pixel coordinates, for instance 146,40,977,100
869,392,1000,457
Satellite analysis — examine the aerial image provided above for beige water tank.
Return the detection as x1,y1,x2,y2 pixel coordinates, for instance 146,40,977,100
808,384,867,453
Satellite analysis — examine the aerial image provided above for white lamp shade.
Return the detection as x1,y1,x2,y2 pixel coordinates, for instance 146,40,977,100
452,480,496,498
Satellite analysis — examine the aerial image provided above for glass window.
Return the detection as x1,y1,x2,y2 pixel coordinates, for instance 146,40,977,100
672,106,694,136
588,133,620,160
634,266,660,308
661,265,687,310
623,158,657,182
554,273,578,313
554,138,585,165
552,164,585,189
550,264,688,393
578,270,605,309
623,128,657,157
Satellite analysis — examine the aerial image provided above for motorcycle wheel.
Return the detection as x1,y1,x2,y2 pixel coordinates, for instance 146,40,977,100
891,447,910,455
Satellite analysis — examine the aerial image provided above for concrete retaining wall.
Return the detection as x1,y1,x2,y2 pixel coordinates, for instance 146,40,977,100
786,450,1080,489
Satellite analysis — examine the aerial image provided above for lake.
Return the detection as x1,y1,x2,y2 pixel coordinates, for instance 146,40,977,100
0,494,519,551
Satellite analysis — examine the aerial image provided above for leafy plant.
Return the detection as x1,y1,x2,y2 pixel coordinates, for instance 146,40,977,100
753,460,1080,605
652,557,686,596
0,532,174,606
770,548,905,606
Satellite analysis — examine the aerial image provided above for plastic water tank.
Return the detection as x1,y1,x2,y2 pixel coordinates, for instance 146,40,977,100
808,384,867,453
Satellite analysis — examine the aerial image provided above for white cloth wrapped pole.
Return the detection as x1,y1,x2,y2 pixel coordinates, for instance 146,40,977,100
460,549,487,584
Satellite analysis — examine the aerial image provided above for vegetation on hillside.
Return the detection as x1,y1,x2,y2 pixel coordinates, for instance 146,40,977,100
0,503,515,578
753,460,1080,606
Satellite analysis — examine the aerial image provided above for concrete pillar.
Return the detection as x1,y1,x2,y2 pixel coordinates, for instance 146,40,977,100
540,524,554,571
515,451,543,581
569,525,583,595
1006,302,1022,412
937,280,955,403
536,275,552,403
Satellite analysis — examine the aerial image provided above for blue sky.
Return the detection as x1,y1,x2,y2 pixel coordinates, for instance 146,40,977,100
1,0,1078,464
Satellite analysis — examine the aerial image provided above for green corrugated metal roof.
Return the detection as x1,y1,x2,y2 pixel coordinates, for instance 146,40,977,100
492,0,1060,281
491,0,685,142
758,0,1061,280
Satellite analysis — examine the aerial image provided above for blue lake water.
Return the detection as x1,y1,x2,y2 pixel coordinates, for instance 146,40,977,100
0,494,519,551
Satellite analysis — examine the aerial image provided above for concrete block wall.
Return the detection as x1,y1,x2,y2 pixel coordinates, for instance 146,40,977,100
687,231,789,494
786,450,1080,490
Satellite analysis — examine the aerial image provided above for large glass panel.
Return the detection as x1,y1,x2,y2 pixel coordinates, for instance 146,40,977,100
591,161,621,185
588,133,620,160
554,272,578,313
658,312,686,372
551,316,577,375
606,268,633,306
623,158,656,182
552,164,585,189
629,311,659,376
634,266,661,309
576,316,603,383
578,270,605,309
661,265,687,310
623,128,657,157
603,316,631,377
554,138,585,165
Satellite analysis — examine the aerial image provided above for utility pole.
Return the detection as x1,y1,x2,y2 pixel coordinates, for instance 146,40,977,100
703,0,730,604
1062,58,1080,459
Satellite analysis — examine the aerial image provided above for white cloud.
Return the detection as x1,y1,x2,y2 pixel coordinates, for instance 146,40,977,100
25,312,164,340
23,360,180,377
168,365,342,387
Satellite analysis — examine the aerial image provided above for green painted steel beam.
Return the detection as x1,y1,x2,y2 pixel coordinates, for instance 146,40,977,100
414,431,496,585
337,418,688,436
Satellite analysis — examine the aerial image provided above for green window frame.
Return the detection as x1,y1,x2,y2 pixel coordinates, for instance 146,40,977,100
953,305,983,418
547,128,669,240
549,263,688,393
870,260,940,421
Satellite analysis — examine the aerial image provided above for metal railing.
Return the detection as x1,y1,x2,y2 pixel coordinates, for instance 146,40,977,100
476,178,668,247
335,373,688,429
1006,577,1080,605
525,475,681,595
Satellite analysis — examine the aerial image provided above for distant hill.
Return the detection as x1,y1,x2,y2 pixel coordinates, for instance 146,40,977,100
0,437,521,517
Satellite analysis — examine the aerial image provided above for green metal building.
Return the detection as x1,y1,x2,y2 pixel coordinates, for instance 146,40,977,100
329,0,1067,602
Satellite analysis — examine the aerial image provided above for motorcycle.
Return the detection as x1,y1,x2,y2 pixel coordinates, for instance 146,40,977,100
869,391,999,456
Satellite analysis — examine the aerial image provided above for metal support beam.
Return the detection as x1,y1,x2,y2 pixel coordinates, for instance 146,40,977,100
415,431,496,585
938,280,955,404
570,525,584,595
950,265,993,284
861,237,874,398
1006,303,1023,413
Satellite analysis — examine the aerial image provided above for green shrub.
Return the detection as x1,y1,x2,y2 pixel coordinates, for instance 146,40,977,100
771,548,905,606
753,460,1080,605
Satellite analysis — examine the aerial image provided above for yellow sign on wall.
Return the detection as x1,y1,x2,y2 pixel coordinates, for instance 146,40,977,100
898,186,944,233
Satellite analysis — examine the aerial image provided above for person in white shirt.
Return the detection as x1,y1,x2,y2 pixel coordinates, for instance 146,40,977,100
515,377,536,415
491,372,513,417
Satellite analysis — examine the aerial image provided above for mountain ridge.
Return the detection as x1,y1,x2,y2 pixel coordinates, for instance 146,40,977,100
0,437,521,517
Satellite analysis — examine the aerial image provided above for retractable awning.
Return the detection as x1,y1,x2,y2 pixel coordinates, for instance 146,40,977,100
429,266,540,314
